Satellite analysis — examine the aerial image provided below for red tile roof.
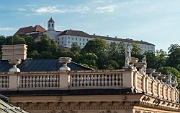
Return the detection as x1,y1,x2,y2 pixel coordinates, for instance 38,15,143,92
48,17,54,23
14,25,46,35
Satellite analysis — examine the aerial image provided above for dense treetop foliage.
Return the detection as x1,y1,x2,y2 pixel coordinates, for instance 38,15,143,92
1,35,180,90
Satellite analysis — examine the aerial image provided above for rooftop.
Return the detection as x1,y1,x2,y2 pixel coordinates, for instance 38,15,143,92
14,25,46,35
0,59,91,72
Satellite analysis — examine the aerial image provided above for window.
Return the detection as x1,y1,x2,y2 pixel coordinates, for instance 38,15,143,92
83,39,84,41
68,41,70,43
76,38,77,40
80,38,81,41
80,43,81,45
62,41,63,44
72,38,74,40
62,37,63,39
87,39,88,41
48,24,50,27
68,37,70,39
52,24,53,27
58,38,59,40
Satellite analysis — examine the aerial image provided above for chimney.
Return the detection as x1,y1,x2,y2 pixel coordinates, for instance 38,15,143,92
2,44,27,60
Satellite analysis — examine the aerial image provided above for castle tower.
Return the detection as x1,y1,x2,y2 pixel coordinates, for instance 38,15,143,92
48,17,54,31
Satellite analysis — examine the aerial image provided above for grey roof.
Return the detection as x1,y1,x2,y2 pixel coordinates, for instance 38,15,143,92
58,30,90,37
0,59,91,72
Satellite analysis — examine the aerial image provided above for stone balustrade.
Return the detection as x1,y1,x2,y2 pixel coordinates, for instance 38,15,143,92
0,68,179,103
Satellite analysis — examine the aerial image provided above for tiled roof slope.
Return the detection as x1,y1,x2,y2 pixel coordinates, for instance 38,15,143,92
14,25,46,35
59,30,154,46
59,30,90,37
0,94,28,113
0,59,91,72
90,35,155,46
48,17,54,22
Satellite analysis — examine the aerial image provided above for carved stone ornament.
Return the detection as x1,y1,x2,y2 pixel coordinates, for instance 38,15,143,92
57,96,62,101
108,102,113,106
59,57,72,71
64,102,69,106
8,59,21,72
106,110,111,113
97,102,102,106
86,102,91,106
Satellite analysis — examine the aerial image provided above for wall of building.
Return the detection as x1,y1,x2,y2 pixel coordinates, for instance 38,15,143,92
57,34,155,53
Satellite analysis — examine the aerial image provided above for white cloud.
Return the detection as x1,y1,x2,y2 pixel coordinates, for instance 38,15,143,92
35,6,65,14
96,5,116,13
18,8,26,11
0,27,15,31
73,6,90,13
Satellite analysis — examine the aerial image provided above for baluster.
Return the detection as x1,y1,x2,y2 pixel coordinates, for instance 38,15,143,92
109,74,112,86
77,75,79,86
104,74,107,86
54,75,56,87
90,75,92,86
26,76,29,87
0,77,1,88
111,74,114,86
57,75,59,87
98,75,100,86
42,75,45,87
22,76,25,88
50,75,52,87
44,75,48,87
72,75,76,86
36,76,39,87
80,75,82,86
51,75,53,87
115,74,118,86
106,75,109,86
87,75,89,86
83,75,86,86
53,75,56,87
102,74,105,86
5,76,7,88
93,75,96,86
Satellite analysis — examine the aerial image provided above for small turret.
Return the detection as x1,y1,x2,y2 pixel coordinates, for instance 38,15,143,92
48,17,55,31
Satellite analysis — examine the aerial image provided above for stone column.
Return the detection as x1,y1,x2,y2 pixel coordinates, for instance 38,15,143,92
59,57,72,89
8,73,18,90
123,70,134,88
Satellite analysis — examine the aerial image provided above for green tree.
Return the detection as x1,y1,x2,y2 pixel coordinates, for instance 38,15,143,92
155,49,167,68
131,42,142,59
166,44,180,68
5,35,26,45
82,38,108,69
37,34,58,52
70,42,81,62
143,50,156,68
79,53,98,69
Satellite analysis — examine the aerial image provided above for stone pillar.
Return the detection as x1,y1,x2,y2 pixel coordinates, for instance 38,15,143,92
59,57,72,89
123,69,134,89
59,71,70,89
8,73,18,90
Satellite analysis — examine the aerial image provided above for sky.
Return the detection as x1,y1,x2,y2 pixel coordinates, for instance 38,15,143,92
0,0,180,52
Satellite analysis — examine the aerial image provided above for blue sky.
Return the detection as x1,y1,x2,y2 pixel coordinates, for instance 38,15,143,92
0,0,180,52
